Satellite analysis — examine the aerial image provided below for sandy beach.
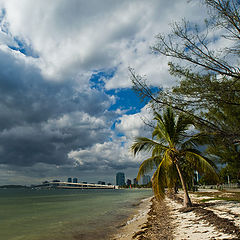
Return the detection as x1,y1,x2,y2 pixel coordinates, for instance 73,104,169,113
111,189,240,240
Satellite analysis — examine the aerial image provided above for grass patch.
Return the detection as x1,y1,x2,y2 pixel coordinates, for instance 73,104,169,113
193,190,240,203
200,197,240,203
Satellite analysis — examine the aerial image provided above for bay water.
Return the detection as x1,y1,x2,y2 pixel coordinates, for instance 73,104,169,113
0,188,152,240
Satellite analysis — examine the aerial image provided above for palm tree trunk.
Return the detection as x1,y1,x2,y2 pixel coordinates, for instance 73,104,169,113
175,163,192,208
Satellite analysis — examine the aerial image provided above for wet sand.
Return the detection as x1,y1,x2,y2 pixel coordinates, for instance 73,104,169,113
111,197,153,240
111,196,174,240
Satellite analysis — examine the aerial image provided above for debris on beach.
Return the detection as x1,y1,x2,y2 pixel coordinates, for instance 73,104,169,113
112,190,240,240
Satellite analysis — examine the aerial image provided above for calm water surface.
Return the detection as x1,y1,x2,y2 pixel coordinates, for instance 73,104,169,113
0,188,152,240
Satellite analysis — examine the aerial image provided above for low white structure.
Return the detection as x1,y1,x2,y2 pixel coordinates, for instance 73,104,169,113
38,181,116,189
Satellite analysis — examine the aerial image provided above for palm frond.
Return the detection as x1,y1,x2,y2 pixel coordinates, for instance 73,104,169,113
182,133,213,149
136,156,161,181
152,160,166,200
162,150,176,189
163,107,176,142
163,149,173,167
153,111,164,123
154,111,173,146
131,137,168,156
152,145,166,157
166,162,178,189
151,150,175,199
185,149,219,182
174,114,193,143
152,125,165,141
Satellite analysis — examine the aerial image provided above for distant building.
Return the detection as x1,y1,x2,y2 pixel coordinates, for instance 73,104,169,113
73,178,78,183
142,175,151,185
194,171,200,184
98,181,105,185
52,180,60,182
116,172,125,186
67,177,72,183
133,178,138,185
126,179,132,186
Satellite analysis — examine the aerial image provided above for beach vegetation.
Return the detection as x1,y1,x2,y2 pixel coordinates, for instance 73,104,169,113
131,107,218,207
200,197,240,203
195,190,240,203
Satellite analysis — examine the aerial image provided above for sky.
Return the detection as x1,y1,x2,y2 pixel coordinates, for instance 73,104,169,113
0,0,208,185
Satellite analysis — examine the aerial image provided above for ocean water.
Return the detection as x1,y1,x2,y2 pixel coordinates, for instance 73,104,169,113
0,188,152,240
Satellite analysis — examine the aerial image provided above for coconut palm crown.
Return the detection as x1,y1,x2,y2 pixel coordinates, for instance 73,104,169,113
131,107,218,207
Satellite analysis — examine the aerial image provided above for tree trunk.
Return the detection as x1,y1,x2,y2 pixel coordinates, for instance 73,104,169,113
175,163,192,208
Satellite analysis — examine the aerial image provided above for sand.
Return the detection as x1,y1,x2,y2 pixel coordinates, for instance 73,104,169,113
169,198,237,239
111,190,240,240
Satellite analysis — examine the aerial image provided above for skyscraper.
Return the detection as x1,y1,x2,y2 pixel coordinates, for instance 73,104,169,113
142,175,151,185
73,177,78,183
116,172,125,186
133,178,138,185
126,179,131,186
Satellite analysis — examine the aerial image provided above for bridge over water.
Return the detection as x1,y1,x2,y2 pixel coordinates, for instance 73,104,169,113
36,181,117,189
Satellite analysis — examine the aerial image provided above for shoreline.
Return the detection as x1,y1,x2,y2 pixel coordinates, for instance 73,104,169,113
111,196,153,240
111,190,240,240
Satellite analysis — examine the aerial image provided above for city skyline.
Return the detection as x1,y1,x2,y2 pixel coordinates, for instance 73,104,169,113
31,172,150,186
0,1,209,185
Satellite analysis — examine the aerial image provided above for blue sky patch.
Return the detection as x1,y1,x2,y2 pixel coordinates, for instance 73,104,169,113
90,69,145,115
107,88,145,114
8,37,39,58
90,69,116,90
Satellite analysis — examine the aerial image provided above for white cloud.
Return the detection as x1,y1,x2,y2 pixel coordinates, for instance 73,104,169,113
68,137,140,169
0,0,206,85
115,105,153,138
43,111,106,131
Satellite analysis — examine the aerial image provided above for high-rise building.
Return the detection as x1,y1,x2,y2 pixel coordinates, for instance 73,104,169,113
133,178,138,185
126,179,131,186
116,172,125,186
142,175,151,185
67,177,72,183
73,177,78,183
98,181,105,185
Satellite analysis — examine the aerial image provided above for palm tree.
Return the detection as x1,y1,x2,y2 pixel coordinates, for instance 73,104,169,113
131,107,218,207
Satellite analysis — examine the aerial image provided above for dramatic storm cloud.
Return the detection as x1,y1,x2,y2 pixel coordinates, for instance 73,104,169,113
0,0,207,184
